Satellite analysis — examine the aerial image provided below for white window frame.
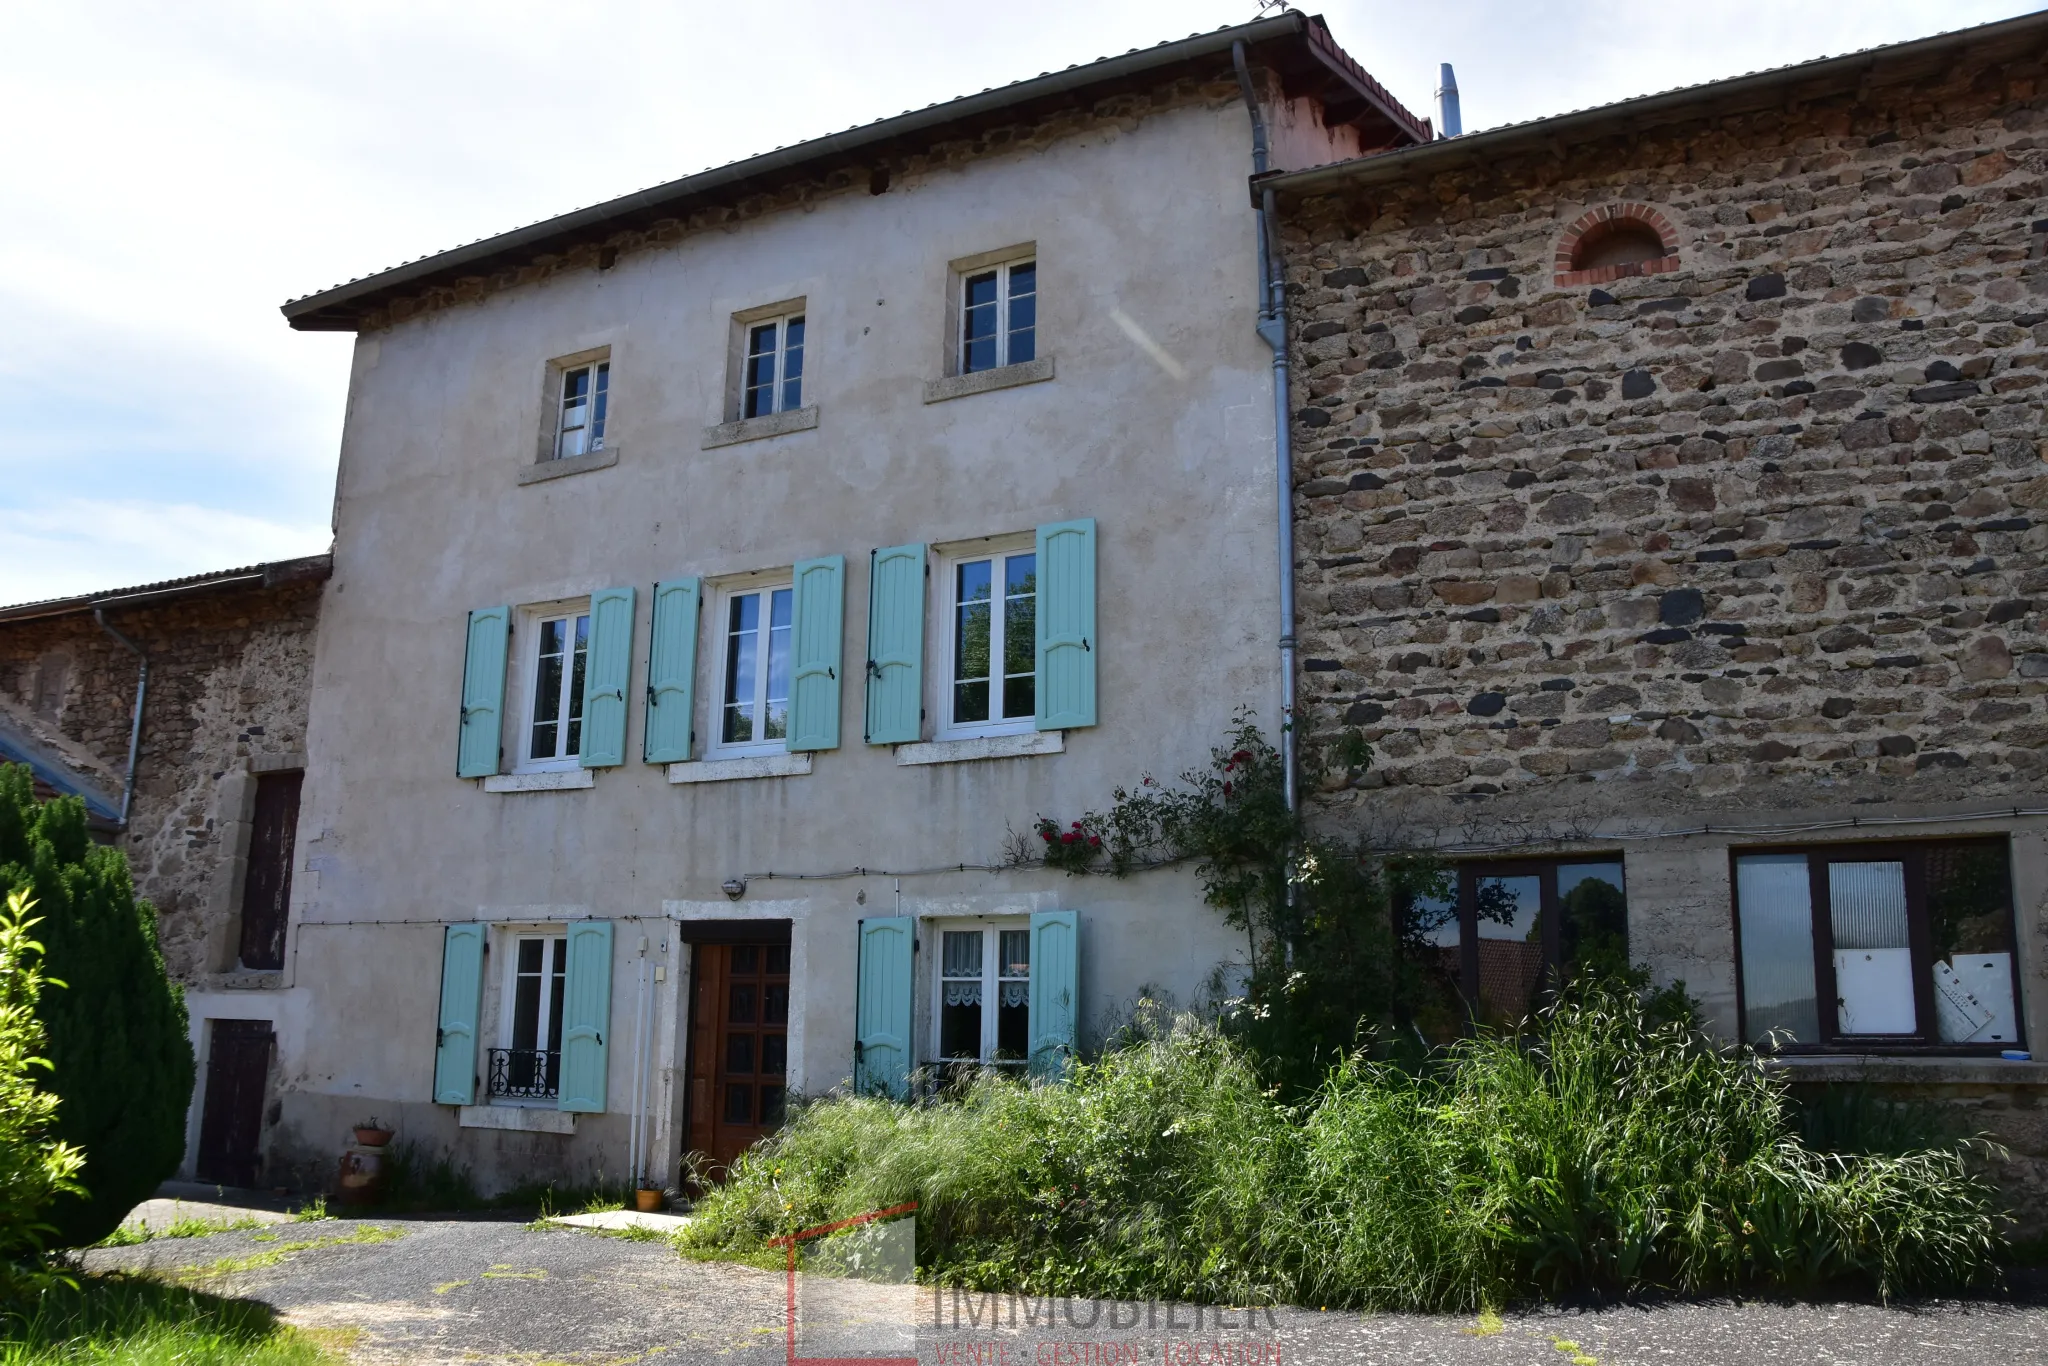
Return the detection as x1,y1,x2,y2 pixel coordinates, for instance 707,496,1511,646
707,572,796,760
958,257,1036,375
553,360,610,460
936,535,1037,741
740,312,806,419
930,919,1031,1066
493,928,568,1107
513,600,592,774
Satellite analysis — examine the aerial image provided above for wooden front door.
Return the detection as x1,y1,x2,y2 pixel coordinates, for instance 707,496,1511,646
196,1019,274,1187
686,942,790,1175
238,771,302,971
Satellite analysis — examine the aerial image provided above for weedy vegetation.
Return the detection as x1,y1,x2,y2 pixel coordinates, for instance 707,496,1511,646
679,986,2003,1308
0,1274,335,1365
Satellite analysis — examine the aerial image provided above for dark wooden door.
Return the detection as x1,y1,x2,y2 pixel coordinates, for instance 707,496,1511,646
196,1020,274,1187
238,771,303,971
686,943,790,1176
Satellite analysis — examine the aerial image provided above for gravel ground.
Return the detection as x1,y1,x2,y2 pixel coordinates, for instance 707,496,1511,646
81,1214,2048,1365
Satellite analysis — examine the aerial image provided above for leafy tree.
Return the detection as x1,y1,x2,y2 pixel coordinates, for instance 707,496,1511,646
0,889,85,1278
0,765,193,1247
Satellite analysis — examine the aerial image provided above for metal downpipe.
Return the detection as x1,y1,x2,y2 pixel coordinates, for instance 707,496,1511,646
93,608,148,827
1232,42,1298,814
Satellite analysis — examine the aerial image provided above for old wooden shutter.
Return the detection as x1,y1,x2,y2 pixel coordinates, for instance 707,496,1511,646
433,923,486,1105
1034,519,1096,730
579,586,636,768
558,920,614,1112
643,579,700,764
237,770,302,971
457,606,511,777
864,543,926,745
787,555,845,752
1027,910,1078,1080
854,916,914,1099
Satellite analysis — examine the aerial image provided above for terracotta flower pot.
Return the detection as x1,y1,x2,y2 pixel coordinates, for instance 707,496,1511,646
353,1127,393,1147
634,1187,664,1213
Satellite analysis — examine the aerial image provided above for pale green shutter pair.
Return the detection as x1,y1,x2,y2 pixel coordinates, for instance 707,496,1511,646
644,555,845,761
853,910,1078,1100
864,518,1097,744
433,921,613,1112
455,588,637,777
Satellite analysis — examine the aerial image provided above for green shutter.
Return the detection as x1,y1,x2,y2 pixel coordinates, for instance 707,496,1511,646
579,586,636,768
457,607,510,777
864,544,926,745
1028,910,1078,1081
644,579,700,764
854,916,914,1100
788,555,845,752
558,920,613,1113
1034,519,1096,730
433,923,486,1105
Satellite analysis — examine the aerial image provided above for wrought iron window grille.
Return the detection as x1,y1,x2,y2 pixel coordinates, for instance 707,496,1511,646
487,1047,561,1100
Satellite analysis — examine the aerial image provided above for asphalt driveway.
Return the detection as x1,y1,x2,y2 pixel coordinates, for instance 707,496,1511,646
83,1212,2048,1365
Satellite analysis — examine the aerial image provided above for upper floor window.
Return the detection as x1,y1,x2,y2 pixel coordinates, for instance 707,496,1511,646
554,361,609,459
961,259,1035,374
743,313,806,418
713,577,794,757
1734,839,2019,1051
521,605,590,770
939,540,1036,740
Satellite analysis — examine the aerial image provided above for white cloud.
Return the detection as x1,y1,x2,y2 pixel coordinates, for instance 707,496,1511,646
0,500,328,607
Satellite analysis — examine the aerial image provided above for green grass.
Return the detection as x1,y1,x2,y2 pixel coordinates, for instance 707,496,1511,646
172,1225,404,1283
0,1273,336,1365
680,984,2003,1308
93,1216,271,1249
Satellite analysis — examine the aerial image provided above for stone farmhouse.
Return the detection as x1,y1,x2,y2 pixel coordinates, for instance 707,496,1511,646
10,8,2048,1207
1270,11,2048,1211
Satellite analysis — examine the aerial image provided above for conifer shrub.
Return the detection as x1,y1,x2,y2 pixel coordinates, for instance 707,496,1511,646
0,765,194,1248
679,985,2002,1307
0,889,85,1281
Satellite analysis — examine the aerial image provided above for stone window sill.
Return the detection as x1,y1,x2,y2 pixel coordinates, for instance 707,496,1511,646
483,769,595,793
896,731,1063,766
219,971,283,991
667,752,813,784
923,356,1054,405
458,1104,577,1133
702,406,820,449
1762,1055,2048,1085
518,446,619,485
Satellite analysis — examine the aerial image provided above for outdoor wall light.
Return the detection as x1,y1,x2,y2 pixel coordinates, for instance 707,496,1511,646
721,878,747,901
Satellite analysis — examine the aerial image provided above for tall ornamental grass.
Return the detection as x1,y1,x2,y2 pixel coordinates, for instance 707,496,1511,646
680,986,2000,1307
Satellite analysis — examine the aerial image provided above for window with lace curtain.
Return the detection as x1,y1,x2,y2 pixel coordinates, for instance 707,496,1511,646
935,923,1030,1065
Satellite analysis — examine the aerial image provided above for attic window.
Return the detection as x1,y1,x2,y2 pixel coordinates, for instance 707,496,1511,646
1554,204,1680,288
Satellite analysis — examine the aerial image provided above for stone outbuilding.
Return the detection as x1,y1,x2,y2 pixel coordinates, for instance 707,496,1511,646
0,554,328,1187
1267,12,2048,1217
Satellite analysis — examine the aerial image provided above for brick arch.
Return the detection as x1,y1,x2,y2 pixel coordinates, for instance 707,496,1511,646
1553,203,1681,287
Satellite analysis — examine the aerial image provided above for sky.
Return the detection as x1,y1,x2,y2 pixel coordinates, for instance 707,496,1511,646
2,0,2038,606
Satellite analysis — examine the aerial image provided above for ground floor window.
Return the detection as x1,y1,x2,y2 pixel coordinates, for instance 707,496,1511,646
1734,838,2019,1051
1407,858,1628,1032
935,922,1031,1065
490,933,565,1100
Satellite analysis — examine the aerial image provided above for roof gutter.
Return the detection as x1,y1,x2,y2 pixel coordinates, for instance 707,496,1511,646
1259,8,2048,202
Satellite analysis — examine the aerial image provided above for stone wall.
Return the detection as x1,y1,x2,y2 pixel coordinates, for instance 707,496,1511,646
1280,47,2048,832
0,577,323,982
